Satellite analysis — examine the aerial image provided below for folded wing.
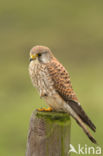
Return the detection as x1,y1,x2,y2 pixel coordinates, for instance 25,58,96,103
47,59,96,132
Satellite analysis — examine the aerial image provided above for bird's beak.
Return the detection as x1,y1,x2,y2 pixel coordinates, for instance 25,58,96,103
30,54,37,62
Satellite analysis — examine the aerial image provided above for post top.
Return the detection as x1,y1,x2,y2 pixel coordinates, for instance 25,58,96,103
33,110,71,125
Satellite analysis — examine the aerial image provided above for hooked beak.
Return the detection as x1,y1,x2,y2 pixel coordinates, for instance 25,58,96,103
29,54,37,62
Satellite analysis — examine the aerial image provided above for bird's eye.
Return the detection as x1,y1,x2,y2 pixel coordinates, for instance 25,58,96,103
38,53,41,57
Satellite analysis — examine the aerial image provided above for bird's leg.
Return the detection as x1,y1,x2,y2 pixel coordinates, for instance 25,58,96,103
39,91,52,111
40,92,48,98
37,107,53,112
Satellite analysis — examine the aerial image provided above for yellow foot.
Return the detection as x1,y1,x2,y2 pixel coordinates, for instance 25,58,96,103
37,107,53,112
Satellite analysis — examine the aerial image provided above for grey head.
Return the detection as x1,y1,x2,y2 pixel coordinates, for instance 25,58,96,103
29,45,53,63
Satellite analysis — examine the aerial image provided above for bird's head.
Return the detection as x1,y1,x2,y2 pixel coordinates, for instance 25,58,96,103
29,45,53,63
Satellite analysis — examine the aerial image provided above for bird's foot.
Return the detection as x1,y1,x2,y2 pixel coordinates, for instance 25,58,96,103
37,107,53,112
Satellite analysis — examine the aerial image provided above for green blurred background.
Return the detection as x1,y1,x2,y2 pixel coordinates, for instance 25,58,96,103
0,0,103,155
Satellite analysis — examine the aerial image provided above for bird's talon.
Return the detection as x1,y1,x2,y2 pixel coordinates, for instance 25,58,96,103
37,107,53,112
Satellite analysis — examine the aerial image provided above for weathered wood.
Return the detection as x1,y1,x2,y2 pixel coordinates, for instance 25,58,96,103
26,110,71,156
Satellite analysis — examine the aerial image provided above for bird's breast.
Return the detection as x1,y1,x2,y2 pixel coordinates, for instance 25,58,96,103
29,61,68,112
29,61,56,96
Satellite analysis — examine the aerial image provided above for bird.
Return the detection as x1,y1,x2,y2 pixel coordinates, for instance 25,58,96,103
29,45,97,144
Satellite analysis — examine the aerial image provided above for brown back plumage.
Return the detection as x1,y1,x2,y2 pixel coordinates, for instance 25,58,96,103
47,58,96,144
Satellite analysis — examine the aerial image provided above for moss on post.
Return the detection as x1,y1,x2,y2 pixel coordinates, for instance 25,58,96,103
26,110,71,156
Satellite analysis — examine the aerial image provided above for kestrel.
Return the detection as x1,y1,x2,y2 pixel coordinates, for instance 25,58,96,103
29,45,97,144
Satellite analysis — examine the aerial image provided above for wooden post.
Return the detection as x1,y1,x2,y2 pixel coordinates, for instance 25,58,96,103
26,110,71,156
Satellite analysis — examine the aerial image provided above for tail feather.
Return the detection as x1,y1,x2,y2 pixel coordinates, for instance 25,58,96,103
64,104,97,144
75,117,97,144
68,100,96,132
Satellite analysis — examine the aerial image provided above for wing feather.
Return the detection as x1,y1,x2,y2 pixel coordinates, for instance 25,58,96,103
47,59,96,132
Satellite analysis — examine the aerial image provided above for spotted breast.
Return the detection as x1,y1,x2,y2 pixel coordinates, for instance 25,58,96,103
29,60,56,98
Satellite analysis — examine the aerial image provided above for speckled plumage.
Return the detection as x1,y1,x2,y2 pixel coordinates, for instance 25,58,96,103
29,45,97,144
